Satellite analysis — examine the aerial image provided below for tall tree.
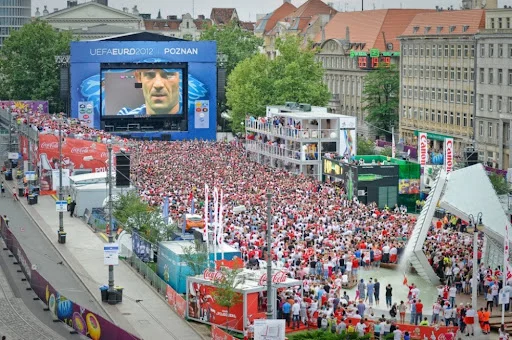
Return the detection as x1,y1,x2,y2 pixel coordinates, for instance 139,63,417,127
199,21,263,75
356,138,376,155
181,240,209,276
489,172,510,195
0,20,72,112
226,37,330,133
362,64,400,139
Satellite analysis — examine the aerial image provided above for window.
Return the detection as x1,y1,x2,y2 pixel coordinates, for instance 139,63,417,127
457,67,461,80
488,122,493,138
419,87,424,100
479,121,484,136
432,44,437,57
480,44,485,57
414,66,418,77
509,44,512,58
425,66,430,78
456,112,461,126
463,67,468,81
408,87,412,98
444,89,448,102
444,45,449,57
420,65,424,78
498,96,503,112
499,17,503,29
464,45,469,57
508,17,511,29
479,68,485,83
499,69,503,85
437,88,442,101
420,47,424,56
437,67,442,79
450,112,454,125
457,45,462,57
414,46,418,56
489,68,494,84
425,109,430,121
450,45,455,57
509,69,512,85
456,90,461,103
491,18,495,29
437,111,441,123
419,109,424,120
498,44,504,57
471,68,475,81
444,67,448,79
414,86,418,99
426,46,430,56
471,91,474,105
437,26,443,34
403,86,407,98
471,45,475,57
489,43,494,57
489,95,494,111
509,97,512,113
449,26,456,33
432,110,436,121
479,94,484,110
403,46,407,56
463,113,467,127
438,45,443,56
463,90,468,104
450,89,454,103
463,25,469,33
450,67,455,80
443,111,448,124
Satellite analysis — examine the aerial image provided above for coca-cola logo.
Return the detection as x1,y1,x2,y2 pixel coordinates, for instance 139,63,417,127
259,271,288,286
71,147,89,155
445,139,453,173
203,269,224,282
419,134,428,166
40,142,58,149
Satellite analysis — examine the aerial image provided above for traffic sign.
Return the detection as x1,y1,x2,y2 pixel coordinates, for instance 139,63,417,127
56,201,67,212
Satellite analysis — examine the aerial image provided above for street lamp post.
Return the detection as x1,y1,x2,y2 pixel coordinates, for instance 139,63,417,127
468,212,483,332
57,119,66,244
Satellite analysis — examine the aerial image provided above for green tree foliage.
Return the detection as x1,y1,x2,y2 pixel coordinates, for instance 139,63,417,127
0,20,72,112
356,138,376,155
200,21,263,75
211,266,244,330
112,191,172,243
226,37,330,133
488,172,510,195
362,64,399,138
181,240,209,276
287,330,371,340
380,146,393,157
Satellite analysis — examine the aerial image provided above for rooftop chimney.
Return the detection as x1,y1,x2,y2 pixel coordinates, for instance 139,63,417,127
35,7,40,17
198,14,205,20
122,7,128,13
67,1,77,8
167,15,178,20
43,5,49,15
345,26,350,41
53,8,59,12
132,5,139,15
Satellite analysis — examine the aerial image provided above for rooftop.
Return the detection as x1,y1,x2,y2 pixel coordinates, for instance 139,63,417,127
317,9,434,52
400,9,485,37
266,105,352,120
254,1,297,34
279,0,336,34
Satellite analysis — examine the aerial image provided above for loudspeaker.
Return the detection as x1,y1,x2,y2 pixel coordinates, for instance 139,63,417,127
115,153,131,187
465,151,478,166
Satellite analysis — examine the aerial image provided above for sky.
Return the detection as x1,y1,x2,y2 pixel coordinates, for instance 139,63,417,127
33,0,512,21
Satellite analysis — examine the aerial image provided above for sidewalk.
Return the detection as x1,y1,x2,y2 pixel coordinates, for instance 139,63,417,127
7,181,203,340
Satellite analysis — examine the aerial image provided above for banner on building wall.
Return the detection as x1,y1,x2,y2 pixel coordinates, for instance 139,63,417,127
444,138,454,173
418,132,428,166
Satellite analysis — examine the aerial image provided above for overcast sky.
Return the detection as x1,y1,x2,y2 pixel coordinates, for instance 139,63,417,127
33,0,512,21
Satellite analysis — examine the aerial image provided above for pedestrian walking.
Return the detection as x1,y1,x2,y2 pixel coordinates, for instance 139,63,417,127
1,182,5,197
12,191,18,201
69,200,76,217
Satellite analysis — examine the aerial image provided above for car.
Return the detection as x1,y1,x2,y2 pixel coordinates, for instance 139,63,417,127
185,214,204,231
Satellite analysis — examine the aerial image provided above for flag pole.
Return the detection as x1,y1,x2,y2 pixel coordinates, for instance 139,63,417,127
219,189,224,260
213,187,219,265
502,224,509,325
204,184,210,269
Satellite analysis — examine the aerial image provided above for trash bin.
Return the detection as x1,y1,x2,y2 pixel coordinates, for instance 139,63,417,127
99,285,108,302
107,290,119,305
28,194,37,205
18,187,23,197
4,171,12,181
58,231,66,244
115,286,123,303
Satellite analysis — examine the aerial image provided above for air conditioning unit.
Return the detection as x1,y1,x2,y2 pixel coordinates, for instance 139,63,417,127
285,102,297,109
299,103,311,111
357,190,366,196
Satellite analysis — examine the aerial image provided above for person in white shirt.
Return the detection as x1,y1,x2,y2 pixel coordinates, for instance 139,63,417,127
432,301,442,324
465,305,476,336
393,326,403,340
356,320,367,336
292,301,301,329
449,285,457,307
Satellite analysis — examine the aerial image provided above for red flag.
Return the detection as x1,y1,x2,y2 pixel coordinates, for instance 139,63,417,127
188,191,193,203
403,273,408,286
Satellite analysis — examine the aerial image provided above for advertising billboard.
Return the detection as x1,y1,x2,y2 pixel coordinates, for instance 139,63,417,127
444,138,454,173
418,132,428,166
339,116,357,157
70,40,217,140
0,100,48,113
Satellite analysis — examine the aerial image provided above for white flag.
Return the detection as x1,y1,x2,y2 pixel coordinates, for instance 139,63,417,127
505,224,510,281
218,190,224,245
203,184,209,242
392,133,396,159
213,187,219,245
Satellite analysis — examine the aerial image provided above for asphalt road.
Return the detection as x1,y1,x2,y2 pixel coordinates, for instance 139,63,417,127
0,194,108,338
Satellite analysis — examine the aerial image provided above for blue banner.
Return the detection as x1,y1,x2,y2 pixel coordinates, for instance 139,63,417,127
162,196,169,225
132,231,151,262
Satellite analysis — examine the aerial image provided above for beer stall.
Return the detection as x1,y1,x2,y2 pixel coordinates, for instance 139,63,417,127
186,268,302,333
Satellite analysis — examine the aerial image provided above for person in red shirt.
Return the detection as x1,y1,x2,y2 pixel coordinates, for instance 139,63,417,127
415,300,424,325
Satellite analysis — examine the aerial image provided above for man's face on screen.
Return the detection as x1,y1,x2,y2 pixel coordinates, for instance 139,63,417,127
136,69,180,115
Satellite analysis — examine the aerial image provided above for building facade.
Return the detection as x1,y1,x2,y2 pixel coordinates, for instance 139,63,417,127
398,9,485,155
316,9,432,138
0,0,31,47
144,13,211,40
475,8,512,169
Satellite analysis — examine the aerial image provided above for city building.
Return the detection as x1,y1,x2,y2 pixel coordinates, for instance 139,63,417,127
475,8,512,169
0,0,31,47
38,1,144,40
315,9,432,137
254,1,297,42
398,9,485,155
209,8,254,32
245,103,356,181
260,0,336,59
144,13,212,40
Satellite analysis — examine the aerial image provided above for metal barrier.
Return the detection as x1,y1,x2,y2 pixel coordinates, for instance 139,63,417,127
121,244,167,296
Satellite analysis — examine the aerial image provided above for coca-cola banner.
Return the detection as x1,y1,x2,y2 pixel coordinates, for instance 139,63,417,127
444,138,454,173
418,132,428,166
188,282,244,331
38,135,120,194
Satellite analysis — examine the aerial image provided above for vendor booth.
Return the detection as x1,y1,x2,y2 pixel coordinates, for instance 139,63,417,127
158,241,241,294
186,268,302,333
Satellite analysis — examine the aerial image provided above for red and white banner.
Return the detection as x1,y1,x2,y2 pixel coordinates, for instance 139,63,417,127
505,225,510,282
444,138,454,173
418,132,428,166
391,133,396,159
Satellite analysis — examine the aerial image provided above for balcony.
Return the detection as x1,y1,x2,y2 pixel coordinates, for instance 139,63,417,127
245,140,319,164
245,119,339,141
